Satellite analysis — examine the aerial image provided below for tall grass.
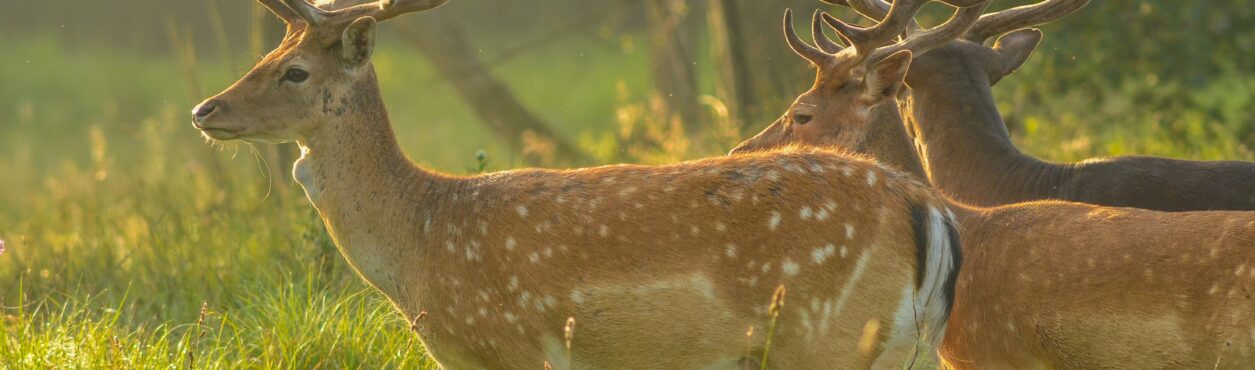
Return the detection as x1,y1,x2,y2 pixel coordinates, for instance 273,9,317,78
0,11,1251,367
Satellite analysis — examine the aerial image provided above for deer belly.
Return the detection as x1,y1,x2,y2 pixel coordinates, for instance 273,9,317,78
415,273,749,370
564,274,748,369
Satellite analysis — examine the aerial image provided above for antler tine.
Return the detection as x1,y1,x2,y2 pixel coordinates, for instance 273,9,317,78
280,0,331,24
937,0,990,6
783,9,836,67
829,0,921,37
812,10,845,53
331,0,449,22
821,0,927,55
846,0,890,20
865,0,991,61
257,0,302,24
965,0,1090,43
279,0,448,25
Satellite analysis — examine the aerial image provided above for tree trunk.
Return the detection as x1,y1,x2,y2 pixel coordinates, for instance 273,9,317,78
396,18,590,167
645,0,701,135
707,0,754,132
719,0,816,133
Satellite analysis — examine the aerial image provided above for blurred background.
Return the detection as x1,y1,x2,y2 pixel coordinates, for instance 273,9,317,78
0,0,1251,367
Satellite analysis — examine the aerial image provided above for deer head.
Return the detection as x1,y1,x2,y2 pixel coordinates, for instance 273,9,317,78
190,0,446,143
730,0,990,156
730,0,1092,160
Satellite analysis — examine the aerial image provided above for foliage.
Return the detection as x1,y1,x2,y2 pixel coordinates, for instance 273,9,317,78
0,1,1252,366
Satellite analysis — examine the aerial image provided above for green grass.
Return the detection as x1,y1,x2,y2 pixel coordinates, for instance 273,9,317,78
1,20,1251,368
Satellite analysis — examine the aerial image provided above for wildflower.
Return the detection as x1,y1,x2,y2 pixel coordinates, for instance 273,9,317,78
0,238,5,255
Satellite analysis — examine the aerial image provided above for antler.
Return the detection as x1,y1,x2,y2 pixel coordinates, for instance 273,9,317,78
811,10,846,53
264,0,448,25
258,0,303,24
820,0,928,55
965,0,1090,43
783,9,837,67
822,0,990,63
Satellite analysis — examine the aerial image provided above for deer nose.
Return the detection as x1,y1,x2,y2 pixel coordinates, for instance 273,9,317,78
191,100,219,126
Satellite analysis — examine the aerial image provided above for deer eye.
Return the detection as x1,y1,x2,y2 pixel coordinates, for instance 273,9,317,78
284,68,309,83
793,113,813,125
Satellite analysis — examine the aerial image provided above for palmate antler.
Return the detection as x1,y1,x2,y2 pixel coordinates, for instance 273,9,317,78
257,0,447,26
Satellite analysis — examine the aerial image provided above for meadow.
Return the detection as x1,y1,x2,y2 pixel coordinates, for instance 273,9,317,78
1,1,1252,368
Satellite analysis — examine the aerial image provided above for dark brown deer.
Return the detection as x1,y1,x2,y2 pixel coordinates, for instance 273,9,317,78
733,4,1255,368
851,0,1255,211
190,0,966,368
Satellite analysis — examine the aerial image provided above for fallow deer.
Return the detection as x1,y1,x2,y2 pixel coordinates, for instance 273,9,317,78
733,3,1255,368
835,0,1255,211
191,0,966,368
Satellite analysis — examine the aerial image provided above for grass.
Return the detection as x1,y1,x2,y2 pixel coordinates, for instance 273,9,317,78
0,18,1251,368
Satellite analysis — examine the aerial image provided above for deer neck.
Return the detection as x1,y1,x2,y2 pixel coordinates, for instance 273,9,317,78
903,56,1071,206
292,68,444,302
861,104,929,179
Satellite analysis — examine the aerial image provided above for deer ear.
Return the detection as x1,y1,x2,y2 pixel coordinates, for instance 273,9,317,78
864,50,913,103
989,29,1042,84
340,17,378,67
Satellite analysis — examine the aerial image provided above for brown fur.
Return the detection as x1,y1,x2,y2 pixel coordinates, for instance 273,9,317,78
903,37,1255,211
191,1,964,368
946,203,1255,369
733,6,1255,368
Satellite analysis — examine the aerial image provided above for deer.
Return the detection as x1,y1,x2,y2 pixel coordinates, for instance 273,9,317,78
828,0,1255,211
732,2,1255,368
190,0,967,368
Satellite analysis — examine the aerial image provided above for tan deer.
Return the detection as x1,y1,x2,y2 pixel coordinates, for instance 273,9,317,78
190,0,966,368
732,3,1255,368
837,0,1255,211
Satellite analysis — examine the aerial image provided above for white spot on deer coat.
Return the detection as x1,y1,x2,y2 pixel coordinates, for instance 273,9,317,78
812,243,836,264
800,206,813,220
725,244,738,258
782,258,800,276
769,211,782,231
845,223,855,239
516,205,529,217
505,237,517,251
866,170,877,186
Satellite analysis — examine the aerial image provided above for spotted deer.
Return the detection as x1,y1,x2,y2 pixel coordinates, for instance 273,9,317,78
190,0,965,368
733,2,1255,368
838,0,1255,211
